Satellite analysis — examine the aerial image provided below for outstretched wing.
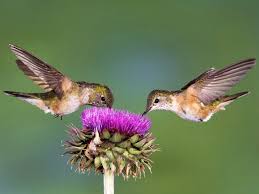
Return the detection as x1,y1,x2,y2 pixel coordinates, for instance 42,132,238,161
182,58,256,104
181,68,216,90
10,44,73,97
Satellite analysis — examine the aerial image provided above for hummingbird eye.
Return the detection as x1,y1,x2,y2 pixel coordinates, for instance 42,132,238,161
101,96,106,102
154,98,159,103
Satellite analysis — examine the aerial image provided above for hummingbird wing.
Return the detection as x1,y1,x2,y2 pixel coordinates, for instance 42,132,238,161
182,58,256,105
181,68,216,90
9,44,73,98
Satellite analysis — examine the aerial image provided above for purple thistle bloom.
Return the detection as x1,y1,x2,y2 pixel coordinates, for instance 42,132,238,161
65,107,158,179
81,107,151,136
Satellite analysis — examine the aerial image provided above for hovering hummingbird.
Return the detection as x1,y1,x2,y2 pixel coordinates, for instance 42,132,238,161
4,44,114,119
143,58,256,122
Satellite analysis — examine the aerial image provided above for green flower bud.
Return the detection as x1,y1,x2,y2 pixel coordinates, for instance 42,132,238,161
133,138,147,148
100,156,109,170
122,150,134,160
129,134,139,144
94,157,101,168
118,140,131,148
112,147,125,154
128,147,142,155
102,129,111,139
106,150,115,161
110,132,124,143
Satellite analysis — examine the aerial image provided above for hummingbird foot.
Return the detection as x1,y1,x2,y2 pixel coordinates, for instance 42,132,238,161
54,114,63,120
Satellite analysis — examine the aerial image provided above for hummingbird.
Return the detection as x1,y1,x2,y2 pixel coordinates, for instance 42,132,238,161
143,58,256,122
4,44,114,119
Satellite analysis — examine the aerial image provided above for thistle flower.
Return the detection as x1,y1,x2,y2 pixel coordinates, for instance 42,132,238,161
64,107,158,180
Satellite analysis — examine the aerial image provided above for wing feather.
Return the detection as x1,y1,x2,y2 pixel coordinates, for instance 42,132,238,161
184,58,256,104
10,44,72,97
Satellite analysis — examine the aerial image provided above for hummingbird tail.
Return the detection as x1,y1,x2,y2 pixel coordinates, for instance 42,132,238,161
221,91,250,102
4,91,38,99
216,91,250,111
4,91,48,111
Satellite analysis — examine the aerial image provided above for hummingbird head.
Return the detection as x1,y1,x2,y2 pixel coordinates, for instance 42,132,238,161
142,89,176,115
79,82,114,108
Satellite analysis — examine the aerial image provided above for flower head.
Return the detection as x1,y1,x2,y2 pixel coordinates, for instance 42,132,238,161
64,107,158,179
81,107,151,135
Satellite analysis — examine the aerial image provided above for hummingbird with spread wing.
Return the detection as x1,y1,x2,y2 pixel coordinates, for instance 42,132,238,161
4,44,114,119
143,58,256,122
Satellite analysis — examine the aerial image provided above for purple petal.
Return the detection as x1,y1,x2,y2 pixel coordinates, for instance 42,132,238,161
81,107,151,136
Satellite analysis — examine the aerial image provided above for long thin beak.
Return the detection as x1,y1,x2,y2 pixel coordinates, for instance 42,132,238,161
107,102,113,109
142,111,148,116
142,108,150,116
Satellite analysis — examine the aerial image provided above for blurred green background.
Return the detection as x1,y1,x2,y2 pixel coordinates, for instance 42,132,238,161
0,1,258,194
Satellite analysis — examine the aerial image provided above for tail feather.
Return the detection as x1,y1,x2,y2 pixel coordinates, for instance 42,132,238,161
4,91,38,99
217,91,250,111
221,91,250,102
3,91,48,112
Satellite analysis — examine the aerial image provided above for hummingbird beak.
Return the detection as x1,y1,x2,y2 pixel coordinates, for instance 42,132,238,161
142,111,147,116
106,101,113,109
142,107,151,116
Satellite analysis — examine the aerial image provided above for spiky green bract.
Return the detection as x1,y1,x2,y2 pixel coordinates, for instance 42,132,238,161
64,108,158,178
64,126,158,179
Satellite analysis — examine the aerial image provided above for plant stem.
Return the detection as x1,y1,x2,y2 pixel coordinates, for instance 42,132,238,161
103,170,114,194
